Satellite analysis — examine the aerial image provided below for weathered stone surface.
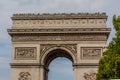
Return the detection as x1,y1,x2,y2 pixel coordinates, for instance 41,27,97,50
12,13,107,20
81,47,102,60
10,13,108,29
15,47,37,60
18,72,31,80
8,13,110,80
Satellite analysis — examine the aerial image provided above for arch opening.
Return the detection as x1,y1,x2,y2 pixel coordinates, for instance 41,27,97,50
43,49,74,80
48,57,74,80
44,49,74,66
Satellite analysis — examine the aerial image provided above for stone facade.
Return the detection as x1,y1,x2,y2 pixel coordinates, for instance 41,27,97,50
11,13,107,29
8,13,110,80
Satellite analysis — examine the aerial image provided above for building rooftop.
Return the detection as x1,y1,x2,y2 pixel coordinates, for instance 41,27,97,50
12,12,107,20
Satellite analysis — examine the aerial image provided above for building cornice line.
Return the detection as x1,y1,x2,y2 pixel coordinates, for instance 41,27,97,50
8,28,111,35
12,12,107,20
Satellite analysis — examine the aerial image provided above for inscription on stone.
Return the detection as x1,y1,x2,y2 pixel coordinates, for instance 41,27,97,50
15,47,37,60
81,47,102,60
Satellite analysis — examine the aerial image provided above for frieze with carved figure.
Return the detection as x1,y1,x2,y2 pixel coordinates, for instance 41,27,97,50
81,47,102,60
15,47,37,60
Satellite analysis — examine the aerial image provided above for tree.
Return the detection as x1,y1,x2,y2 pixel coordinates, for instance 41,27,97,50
96,15,120,80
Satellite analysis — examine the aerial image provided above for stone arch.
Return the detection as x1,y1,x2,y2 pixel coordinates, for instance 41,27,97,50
40,46,76,66
8,13,110,80
40,46,76,80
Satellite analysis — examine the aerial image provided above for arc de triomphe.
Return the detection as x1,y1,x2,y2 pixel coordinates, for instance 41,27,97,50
8,13,110,80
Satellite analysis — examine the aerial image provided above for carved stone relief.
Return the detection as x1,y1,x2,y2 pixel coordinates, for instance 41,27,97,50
15,47,37,60
8,12,111,80
83,71,96,80
40,44,77,57
12,34,107,42
81,47,102,60
12,19,106,28
18,72,31,80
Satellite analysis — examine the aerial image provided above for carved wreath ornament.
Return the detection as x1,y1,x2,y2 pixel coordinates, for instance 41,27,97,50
83,72,96,80
18,72,31,80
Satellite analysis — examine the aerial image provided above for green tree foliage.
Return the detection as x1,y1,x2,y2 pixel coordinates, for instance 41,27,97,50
96,15,120,80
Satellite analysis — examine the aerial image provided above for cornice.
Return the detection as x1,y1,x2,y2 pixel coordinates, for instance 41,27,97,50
73,63,98,66
10,63,41,66
10,63,43,68
73,63,98,68
12,13,107,20
8,28,111,35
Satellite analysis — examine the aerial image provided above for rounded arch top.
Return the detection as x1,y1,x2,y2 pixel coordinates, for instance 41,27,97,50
40,46,76,66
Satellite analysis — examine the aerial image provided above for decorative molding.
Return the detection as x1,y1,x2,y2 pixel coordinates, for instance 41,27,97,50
12,19,107,28
8,28,110,42
81,47,102,60
10,63,44,68
83,71,97,80
11,63,41,66
18,72,31,80
12,13,107,20
73,63,98,66
73,63,98,68
8,28,111,33
8,12,110,80
40,44,77,57
15,47,37,60
12,34,108,42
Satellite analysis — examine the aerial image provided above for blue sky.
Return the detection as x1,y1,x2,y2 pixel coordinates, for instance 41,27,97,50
48,58,73,80
0,0,120,80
